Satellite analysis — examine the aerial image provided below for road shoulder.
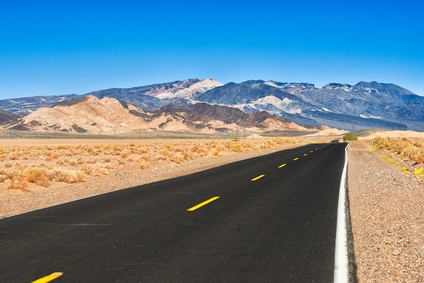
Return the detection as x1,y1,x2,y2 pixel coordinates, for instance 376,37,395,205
348,142,424,282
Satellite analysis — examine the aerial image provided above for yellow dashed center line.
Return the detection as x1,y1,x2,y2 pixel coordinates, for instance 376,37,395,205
32,272,63,283
303,153,308,156
251,174,265,181
293,157,299,161
187,196,220,212
310,150,314,153
278,164,287,168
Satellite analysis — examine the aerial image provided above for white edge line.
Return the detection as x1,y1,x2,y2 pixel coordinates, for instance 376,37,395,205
334,143,349,283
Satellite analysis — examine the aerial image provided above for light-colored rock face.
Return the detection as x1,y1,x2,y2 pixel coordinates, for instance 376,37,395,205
13,94,326,135
20,96,149,134
156,79,223,99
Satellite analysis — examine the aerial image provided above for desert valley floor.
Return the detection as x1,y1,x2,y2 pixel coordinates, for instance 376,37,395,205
0,135,423,282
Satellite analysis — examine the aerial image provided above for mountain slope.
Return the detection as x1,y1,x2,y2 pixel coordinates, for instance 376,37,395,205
9,96,311,134
194,80,424,131
88,78,221,110
0,94,82,114
0,110,20,125
10,96,149,134
1,79,423,131
151,103,310,133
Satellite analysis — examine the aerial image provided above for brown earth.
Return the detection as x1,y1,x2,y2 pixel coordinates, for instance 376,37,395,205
348,142,423,282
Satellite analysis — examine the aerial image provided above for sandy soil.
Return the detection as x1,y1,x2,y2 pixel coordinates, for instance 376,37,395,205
348,142,423,282
363,130,424,139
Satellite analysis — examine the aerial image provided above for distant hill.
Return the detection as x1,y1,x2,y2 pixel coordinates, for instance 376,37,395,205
1,78,423,131
0,110,20,125
8,95,312,134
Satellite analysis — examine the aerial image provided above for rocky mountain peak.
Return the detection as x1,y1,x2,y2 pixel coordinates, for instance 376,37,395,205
353,81,414,96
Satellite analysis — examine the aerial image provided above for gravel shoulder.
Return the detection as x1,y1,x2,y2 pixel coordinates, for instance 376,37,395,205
348,142,423,282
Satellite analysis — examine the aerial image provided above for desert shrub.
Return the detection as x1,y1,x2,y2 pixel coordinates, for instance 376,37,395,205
80,164,107,176
225,141,244,152
136,147,149,155
8,153,20,160
48,169,85,183
372,137,424,164
0,175,7,183
85,146,95,154
343,132,358,142
192,144,207,154
169,153,185,163
181,150,192,160
86,158,97,164
139,161,150,169
210,148,221,157
23,167,50,187
140,154,151,162
0,169,14,180
8,176,28,190
81,164,95,175
155,154,167,162
120,149,132,158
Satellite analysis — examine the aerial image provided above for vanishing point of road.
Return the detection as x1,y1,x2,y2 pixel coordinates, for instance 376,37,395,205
0,143,349,282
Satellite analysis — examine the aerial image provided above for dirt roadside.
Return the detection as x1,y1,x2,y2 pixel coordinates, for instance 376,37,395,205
348,142,423,282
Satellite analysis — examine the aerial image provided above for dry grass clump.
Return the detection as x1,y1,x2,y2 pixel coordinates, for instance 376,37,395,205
372,137,424,164
0,137,299,191
80,164,108,176
224,141,253,152
139,161,150,169
8,177,28,190
48,169,85,183
23,167,50,187
0,166,85,190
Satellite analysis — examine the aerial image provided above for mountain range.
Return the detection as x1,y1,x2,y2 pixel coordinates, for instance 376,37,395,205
7,95,312,134
1,78,423,131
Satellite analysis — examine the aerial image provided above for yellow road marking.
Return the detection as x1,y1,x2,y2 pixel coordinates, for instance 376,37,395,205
32,272,63,283
278,164,287,168
310,150,314,153
187,196,220,212
304,153,308,156
251,174,265,181
294,157,299,161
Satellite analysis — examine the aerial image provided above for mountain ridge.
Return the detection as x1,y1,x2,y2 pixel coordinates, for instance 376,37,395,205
7,95,312,134
1,78,422,131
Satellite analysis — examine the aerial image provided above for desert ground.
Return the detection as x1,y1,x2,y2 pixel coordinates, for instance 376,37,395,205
0,132,423,282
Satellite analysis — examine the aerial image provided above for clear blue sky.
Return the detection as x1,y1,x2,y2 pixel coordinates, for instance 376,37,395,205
1,0,423,99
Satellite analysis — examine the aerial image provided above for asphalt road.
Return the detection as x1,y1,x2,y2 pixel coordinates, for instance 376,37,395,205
0,143,348,282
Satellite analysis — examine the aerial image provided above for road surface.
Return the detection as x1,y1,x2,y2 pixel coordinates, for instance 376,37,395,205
0,143,348,282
